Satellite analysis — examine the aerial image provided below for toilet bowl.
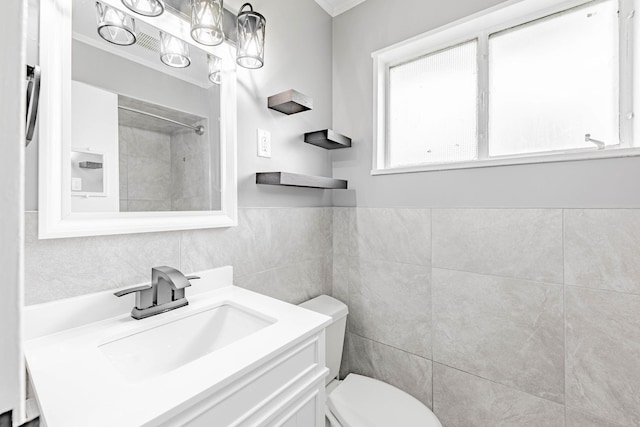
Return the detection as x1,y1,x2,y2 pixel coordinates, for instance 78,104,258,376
299,295,442,427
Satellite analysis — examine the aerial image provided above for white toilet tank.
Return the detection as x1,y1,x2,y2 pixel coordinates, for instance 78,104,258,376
299,295,348,385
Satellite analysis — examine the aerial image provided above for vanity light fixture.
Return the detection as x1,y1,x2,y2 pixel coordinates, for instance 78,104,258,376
208,54,222,84
236,3,266,69
191,0,225,46
121,0,165,17
159,31,191,68
95,2,137,46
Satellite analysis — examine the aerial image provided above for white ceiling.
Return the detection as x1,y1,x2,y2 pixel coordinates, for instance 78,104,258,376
313,0,367,17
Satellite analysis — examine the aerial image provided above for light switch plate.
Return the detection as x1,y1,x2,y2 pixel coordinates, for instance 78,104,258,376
257,128,271,158
71,177,82,191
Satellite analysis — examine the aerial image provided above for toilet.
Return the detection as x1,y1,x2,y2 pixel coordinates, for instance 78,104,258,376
300,295,442,427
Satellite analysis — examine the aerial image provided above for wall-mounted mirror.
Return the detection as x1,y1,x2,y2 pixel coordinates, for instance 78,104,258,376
39,0,237,238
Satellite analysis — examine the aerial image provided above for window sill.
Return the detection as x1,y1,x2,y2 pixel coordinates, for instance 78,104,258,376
371,147,640,176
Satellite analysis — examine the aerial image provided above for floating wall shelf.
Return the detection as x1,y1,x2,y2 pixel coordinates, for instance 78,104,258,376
304,129,352,150
256,172,348,189
268,90,313,115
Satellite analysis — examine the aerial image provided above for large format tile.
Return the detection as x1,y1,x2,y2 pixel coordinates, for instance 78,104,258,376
24,213,181,305
333,207,352,257
270,208,333,267
566,287,640,426
331,256,349,306
127,156,171,201
432,269,564,403
180,208,271,278
347,332,433,407
350,208,431,266
565,209,640,294
433,364,564,427
234,257,331,305
127,199,172,212
432,209,563,283
565,407,625,427
123,127,171,159
349,258,431,358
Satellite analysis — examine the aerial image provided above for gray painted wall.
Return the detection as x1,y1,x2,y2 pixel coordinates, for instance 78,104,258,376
25,0,334,210
331,0,640,208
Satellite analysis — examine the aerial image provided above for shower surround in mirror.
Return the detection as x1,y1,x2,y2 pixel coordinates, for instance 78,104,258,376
118,119,219,212
71,35,222,214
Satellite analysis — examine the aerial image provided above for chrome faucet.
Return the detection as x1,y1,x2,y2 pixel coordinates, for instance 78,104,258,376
114,266,200,320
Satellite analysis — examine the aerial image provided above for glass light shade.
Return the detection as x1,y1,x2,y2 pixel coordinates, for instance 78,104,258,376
121,0,164,17
95,2,136,46
159,31,191,68
208,55,222,84
191,0,224,46
236,3,265,69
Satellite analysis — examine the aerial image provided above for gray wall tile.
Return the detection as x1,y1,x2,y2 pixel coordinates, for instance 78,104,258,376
331,256,349,306
24,212,181,304
350,208,431,266
127,199,172,212
234,258,331,305
432,268,564,403
565,209,640,294
566,287,640,426
432,209,563,283
347,332,433,408
270,208,333,267
339,332,350,380
565,408,625,427
127,156,171,201
333,207,351,257
25,208,332,307
349,258,431,358
433,363,564,427
180,208,271,278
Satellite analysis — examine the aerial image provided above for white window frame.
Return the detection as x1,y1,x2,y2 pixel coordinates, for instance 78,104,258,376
372,0,638,175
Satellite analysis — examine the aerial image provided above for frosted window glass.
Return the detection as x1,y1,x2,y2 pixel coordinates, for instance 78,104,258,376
488,1,619,157
388,40,478,167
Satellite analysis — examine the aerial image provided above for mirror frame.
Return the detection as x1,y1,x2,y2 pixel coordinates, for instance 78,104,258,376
38,0,238,239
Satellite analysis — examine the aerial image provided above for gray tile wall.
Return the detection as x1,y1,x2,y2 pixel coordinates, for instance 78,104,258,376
335,207,640,427
24,206,640,426
118,126,172,212
24,208,332,305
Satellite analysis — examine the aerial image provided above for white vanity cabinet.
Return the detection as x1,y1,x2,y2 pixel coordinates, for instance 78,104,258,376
24,267,331,427
163,334,327,427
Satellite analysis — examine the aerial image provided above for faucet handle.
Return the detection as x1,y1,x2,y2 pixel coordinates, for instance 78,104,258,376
186,275,201,281
114,284,152,298
114,283,154,312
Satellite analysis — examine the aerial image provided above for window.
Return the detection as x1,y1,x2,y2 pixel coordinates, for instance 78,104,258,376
388,41,478,167
372,0,638,174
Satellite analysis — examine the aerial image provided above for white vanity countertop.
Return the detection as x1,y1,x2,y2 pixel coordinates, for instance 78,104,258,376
24,267,331,427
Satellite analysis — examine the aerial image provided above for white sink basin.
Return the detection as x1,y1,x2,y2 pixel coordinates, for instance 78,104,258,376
24,267,332,427
99,303,275,382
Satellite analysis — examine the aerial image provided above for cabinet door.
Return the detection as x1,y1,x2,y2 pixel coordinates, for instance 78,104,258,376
268,388,322,427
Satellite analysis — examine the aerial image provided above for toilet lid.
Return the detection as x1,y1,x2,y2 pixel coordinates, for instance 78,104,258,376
327,374,442,427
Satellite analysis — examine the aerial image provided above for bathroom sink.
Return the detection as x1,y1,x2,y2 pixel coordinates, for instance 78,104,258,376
99,303,275,382
24,266,332,427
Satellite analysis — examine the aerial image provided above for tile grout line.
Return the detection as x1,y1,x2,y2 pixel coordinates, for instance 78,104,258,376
562,209,567,426
430,265,563,287
430,208,435,411
431,360,566,407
